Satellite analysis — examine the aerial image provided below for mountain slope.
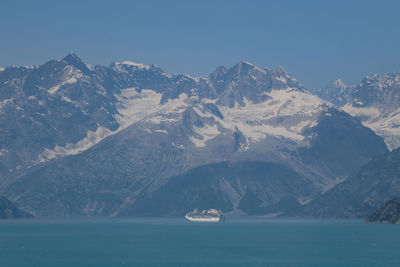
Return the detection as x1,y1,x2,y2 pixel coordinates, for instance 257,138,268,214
317,74,400,150
118,161,316,217
295,148,400,218
298,108,387,180
366,197,400,224
0,196,33,219
3,103,387,217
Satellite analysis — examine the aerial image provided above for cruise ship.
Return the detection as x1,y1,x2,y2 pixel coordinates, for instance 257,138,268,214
185,208,224,222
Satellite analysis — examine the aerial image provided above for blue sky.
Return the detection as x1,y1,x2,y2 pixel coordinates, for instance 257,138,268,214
1,0,400,89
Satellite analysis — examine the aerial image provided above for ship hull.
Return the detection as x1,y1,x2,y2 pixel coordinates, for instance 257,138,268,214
185,215,221,222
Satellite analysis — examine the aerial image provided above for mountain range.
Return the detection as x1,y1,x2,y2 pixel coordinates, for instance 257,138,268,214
317,74,400,150
0,53,395,217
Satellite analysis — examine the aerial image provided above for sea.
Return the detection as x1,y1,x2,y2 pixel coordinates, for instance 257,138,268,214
0,217,399,267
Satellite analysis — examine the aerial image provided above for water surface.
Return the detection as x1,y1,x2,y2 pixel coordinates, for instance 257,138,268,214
0,217,399,266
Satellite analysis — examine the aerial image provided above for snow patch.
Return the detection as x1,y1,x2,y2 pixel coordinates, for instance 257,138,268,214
24,65,38,69
254,66,267,74
161,72,173,79
201,98,218,104
342,104,381,121
38,125,113,161
142,93,189,124
342,104,400,149
62,96,75,103
0,98,13,110
217,89,327,143
48,77,78,94
241,61,254,66
275,76,287,83
362,107,400,150
48,66,83,95
0,148,8,156
172,142,185,149
181,74,198,81
85,63,94,71
114,88,162,128
115,89,189,128
308,119,319,129
120,61,151,70
190,124,221,147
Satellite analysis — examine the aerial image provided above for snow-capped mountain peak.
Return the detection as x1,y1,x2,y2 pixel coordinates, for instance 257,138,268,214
62,52,93,73
0,54,379,174
316,78,353,107
317,72,400,150
0,54,389,218
275,65,288,75
118,61,152,70
332,78,346,88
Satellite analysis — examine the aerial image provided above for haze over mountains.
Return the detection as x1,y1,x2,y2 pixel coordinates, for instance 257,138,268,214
0,53,398,217
317,74,400,150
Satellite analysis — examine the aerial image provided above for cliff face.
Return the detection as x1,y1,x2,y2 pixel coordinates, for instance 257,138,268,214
0,196,33,219
366,197,400,224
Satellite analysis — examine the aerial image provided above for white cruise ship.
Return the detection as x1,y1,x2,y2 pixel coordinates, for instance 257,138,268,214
185,208,224,222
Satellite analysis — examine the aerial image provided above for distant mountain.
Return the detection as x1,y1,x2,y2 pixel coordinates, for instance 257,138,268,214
0,196,33,219
293,148,400,218
0,53,171,180
366,197,400,224
317,74,400,150
316,79,354,107
0,54,388,216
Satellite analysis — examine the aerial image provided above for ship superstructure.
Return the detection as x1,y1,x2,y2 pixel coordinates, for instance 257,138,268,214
185,208,224,222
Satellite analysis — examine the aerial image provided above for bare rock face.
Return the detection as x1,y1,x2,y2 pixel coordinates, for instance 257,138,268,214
366,197,400,224
0,196,33,219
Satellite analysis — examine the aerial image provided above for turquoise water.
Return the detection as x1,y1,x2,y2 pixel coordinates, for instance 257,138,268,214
0,218,399,266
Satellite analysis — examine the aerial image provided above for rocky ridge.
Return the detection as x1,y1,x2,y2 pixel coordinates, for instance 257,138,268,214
0,54,389,216
317,74,400,150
